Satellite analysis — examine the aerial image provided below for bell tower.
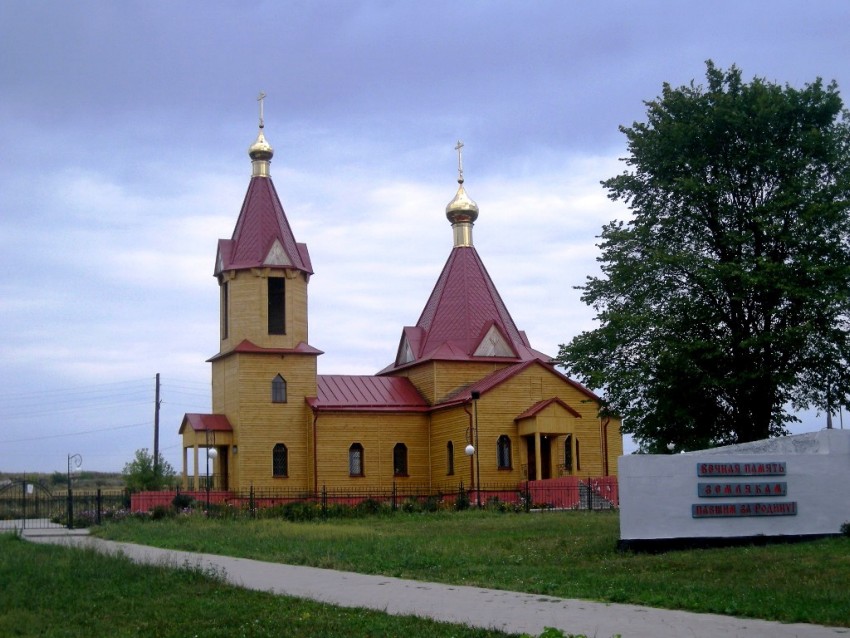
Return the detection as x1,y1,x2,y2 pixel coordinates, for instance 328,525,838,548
208,94,320,491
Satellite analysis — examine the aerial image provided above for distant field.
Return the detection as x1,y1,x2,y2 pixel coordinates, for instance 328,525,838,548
95,510,850,627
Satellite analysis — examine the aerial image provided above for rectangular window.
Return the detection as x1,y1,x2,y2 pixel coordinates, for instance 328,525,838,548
268,277,286,335
221,282,229,340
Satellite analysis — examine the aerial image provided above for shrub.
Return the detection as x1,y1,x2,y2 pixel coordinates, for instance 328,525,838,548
150,505,174,520
841,521,850,536
400,497,421,513
356,498,387,516
455,486,470,511
172,493,194,510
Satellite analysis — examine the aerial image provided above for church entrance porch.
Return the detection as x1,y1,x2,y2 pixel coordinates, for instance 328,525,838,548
525,434,553,480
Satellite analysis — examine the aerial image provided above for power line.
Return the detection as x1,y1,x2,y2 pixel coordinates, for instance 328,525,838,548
0,421,150,444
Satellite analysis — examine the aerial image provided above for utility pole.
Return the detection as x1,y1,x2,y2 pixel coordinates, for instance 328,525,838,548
153,373,161,475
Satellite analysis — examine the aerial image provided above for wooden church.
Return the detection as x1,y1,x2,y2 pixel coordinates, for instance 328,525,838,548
179,112,622,494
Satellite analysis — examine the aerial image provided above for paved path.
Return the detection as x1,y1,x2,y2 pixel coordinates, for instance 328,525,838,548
22,528,849,638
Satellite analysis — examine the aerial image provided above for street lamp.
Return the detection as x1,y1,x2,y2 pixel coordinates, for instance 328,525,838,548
205,429,217,514
465,391,482,508
66,453,82,529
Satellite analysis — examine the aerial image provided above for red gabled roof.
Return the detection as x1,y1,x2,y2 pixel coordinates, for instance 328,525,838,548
434,360,601,409
380,246,548,373
215,176,312,275
179,413,233,434
515,398,582,420
308,375,429,412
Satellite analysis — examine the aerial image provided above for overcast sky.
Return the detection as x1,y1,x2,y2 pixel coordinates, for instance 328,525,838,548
2,1,849,474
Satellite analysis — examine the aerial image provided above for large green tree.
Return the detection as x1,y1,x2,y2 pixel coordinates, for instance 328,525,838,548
558,62,850,452
122,448,176,492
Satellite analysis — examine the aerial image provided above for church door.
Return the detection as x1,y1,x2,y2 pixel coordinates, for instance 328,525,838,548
526,436,553,480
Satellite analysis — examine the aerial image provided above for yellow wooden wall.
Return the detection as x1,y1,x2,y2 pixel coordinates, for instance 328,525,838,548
218,266,309,352
211,351,318,491
313,411,431,490
430,407,473,490
392,360,513,405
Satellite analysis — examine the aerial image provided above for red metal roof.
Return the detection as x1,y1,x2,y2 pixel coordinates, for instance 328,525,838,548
309,375,429,412
180,413,233,433
216,176,312,275
434,360,600,408
380,246,549,373
515,397,582,420
207,339,323,362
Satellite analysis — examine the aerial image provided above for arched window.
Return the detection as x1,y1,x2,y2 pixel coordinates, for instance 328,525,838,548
272,443,288,477
497,435,512,469
446,441,454,476
271,374,287,403
564,434,573,474
349,443,364,477
393,443,408,477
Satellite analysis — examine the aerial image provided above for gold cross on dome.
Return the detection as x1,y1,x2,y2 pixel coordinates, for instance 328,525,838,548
257,91,266,128
454,140,464,183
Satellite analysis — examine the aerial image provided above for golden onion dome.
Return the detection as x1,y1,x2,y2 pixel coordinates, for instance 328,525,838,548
445,179,479,224
248,129,274,162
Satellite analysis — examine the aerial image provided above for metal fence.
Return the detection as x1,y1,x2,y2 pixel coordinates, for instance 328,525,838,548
1,477,618,529
132,477,619,517
0,480,128,529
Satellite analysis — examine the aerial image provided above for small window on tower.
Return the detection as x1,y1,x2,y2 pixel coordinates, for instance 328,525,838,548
221,281,229,340
268,277,286,335
272,374,287,403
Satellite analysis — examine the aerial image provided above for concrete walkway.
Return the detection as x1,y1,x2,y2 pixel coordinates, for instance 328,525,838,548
22,528,849,638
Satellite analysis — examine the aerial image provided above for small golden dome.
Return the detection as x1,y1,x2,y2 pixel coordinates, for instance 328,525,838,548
248,129,274,162
445,180,479,224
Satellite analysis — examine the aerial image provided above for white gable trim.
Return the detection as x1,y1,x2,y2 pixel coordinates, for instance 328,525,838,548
264,239,292,266
474,324,514,357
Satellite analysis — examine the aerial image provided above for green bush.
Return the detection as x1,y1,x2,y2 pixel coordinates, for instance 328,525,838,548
150,505,174,520
455,486,470,511
172,493,194,510
356,498,387,516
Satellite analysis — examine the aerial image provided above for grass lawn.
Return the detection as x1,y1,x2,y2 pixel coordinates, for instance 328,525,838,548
93,510,850,627
0,533,520,638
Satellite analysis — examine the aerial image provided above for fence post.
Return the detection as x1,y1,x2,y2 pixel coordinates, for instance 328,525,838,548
321,485,327,518
66,485,73,530
249,485,255,518
96,489,102,525
392,482,397,511
524,481,531,512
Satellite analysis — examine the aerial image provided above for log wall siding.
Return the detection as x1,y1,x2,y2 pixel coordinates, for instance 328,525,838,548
219,267,309,352
206,352,317,491
203,330,620,491
390,363,436,404
432,361,511,403
313,412,431,489
429,408,472,485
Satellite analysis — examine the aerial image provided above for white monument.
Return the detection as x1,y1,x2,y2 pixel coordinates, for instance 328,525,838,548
618,429,850,550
